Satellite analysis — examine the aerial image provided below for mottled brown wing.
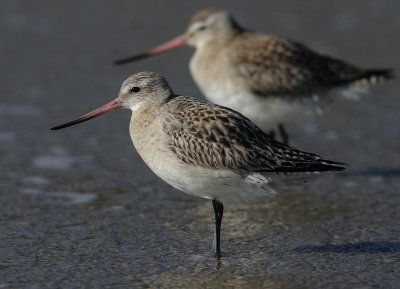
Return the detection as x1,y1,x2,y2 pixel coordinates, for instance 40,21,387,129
231,33,367,97
163,97,345,172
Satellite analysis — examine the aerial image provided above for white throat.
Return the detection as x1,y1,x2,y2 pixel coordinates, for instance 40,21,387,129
129,102,144,113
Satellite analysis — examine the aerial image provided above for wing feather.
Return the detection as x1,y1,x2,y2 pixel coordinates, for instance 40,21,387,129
163,97,345,172
230,33,372,97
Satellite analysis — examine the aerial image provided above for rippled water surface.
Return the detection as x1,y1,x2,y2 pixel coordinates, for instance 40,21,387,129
1,0,399,288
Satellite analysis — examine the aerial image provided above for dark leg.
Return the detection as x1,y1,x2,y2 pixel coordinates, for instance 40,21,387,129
212,199,224,259
278,123,289,145
268,129,276,141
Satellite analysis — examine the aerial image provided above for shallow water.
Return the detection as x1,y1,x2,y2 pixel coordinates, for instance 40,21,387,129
1,0,400,288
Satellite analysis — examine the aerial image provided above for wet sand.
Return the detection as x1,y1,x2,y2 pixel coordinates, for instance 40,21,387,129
1,1,399,288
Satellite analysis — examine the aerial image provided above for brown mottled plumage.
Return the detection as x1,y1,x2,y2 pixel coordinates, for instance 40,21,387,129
51,72,346,258
163,96,343,172
230,33,390,97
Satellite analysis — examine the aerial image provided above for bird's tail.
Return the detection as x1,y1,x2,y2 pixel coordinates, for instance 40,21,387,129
319,52,394,87
329,67,394,100
354,68,394,85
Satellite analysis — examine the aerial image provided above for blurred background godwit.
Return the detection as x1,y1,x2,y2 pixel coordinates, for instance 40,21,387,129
114,9,392,144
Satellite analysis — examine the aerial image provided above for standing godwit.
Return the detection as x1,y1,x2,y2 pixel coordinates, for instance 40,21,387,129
52,71,346,258
114,9,392,143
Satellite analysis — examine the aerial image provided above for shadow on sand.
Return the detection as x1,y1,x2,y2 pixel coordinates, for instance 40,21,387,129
294,241,400,254
339,168,400,178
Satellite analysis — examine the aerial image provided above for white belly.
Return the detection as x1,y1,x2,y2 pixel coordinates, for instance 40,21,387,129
203,89,316,131
132,130,278,204
137,144,276,203
189,52,315,131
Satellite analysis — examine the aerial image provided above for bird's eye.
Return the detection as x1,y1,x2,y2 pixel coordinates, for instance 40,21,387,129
198,25,207,31
130,87,140,93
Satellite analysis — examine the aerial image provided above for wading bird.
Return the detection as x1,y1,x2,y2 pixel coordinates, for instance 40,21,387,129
52,72,346,258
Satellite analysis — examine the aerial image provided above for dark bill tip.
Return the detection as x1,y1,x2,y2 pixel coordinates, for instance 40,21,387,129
113,34,187,66
113,52,151,65
51,99,122,131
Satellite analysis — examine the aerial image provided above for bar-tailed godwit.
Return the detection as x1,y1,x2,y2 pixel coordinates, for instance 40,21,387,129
114,9,392,143
52,71,346,258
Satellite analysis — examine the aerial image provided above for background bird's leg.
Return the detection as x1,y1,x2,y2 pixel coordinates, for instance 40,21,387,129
212,199,224,259
278,123,289,145
268,129,276,141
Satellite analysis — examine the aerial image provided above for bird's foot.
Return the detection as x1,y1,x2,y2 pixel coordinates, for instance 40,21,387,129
278,123,289,145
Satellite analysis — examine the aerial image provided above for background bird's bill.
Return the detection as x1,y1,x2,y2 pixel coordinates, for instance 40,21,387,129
113,35,187,65
51,99,122,130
